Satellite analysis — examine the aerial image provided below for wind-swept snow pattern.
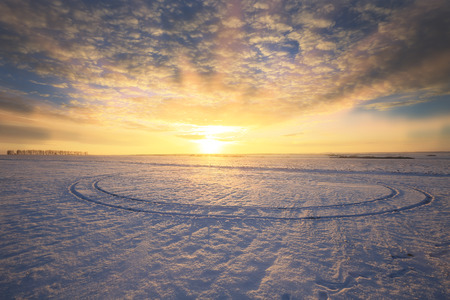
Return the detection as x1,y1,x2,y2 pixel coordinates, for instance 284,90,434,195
1,154,449,299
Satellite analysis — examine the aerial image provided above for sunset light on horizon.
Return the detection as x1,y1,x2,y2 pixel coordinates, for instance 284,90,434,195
1,0,449,154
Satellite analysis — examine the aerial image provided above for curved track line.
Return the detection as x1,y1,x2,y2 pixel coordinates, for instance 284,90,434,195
69,177,434,221
93,178,399,211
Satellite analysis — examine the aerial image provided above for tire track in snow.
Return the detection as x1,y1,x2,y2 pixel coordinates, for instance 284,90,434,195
93,177,399,211
68,171,435,221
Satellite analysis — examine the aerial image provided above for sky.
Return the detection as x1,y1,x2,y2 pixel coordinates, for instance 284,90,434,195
0,0,449,155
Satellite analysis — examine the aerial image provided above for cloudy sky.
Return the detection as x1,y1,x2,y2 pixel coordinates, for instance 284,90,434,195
0,0,449,154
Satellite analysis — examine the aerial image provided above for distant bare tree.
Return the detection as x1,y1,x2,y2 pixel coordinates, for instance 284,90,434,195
9,150,88,156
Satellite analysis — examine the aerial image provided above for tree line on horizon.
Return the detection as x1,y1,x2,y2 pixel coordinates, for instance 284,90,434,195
7,150,88,156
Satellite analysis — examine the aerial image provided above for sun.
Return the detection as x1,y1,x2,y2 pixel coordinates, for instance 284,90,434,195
183,124,244,154
198,138,223,154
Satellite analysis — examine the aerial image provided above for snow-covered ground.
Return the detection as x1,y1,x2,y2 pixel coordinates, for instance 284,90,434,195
0,153,449,299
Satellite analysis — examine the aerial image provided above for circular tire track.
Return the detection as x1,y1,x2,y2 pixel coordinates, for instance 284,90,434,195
69,167,434,220
92,177,400,210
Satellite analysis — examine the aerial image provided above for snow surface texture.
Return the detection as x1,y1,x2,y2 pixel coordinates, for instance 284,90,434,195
0,154,449,299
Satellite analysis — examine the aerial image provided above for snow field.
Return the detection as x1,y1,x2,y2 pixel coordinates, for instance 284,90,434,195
0,154,449,299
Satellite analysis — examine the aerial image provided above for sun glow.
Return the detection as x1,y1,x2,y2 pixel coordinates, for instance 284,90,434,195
186,125,245,154
198,138,223,154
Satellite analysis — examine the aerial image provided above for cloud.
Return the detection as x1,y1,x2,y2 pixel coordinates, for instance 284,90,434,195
0,92,35,114
292,12,335,29
362,99,431,111
176,134,207,140
0,0,448,133
30,80,68,89
253,2,269,10
325,0,450,103
0,123,50,141
222,17,244,28
283,132,304,137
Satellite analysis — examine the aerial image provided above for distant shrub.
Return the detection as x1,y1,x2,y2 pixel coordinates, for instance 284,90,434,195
7,150,88,155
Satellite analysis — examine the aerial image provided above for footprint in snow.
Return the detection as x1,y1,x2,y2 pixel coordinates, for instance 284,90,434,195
281,293,291,300
388,267,413,278
429,241,449,258
318,291,329,300
391,253,414,259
